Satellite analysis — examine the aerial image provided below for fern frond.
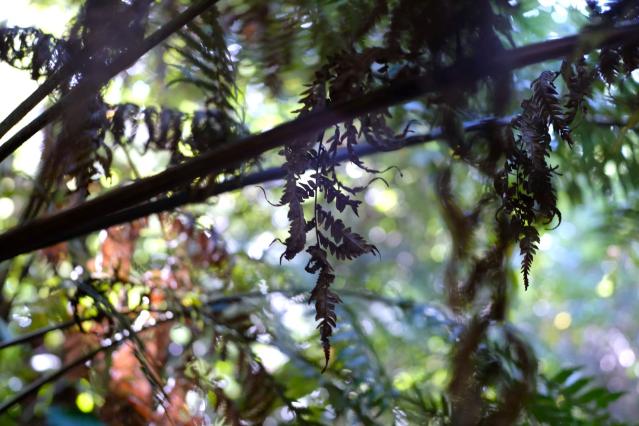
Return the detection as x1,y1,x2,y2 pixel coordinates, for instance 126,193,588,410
0,27,67,79
531,70,572,146
519,226,539,290
280,176,306,261
308,265,340,372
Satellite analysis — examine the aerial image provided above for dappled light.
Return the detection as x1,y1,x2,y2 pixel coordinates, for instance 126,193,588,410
0,0,638,424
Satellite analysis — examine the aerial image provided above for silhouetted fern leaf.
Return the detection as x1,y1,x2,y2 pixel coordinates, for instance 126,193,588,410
519,226,539,290
308,265,340,372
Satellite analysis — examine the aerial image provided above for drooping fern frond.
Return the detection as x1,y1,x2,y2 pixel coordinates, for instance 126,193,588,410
560,58,595,124
497,69,576,288
171,7,241,133
0,27,68,80
531,70,573,146
519,226,539,291
308,263,340,372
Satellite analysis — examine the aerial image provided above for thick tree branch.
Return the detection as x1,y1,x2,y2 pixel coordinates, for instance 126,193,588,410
0,23,638,261
0,114,627,257
0,0,217,164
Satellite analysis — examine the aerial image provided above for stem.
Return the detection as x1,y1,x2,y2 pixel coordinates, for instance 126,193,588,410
0,0,217,164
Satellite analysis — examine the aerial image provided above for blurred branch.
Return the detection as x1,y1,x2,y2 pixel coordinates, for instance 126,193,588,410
0,318,79,351
0,316,174,416
0,0,218,164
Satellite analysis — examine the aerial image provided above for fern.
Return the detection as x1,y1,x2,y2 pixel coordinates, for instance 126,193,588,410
308,264,340,372
531,70,573,146
497,69,577,288
519,226,539,290
0,27,67,79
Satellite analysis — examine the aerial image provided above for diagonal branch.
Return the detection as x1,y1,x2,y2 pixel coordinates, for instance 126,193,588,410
0,318,79,351
0,316,173,415
0,66,68,142
3,116,515,255
0,113,629,259
0,0,218,164
0,23,638,262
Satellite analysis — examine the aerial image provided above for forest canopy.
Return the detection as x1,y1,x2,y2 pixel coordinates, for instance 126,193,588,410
1,0,639,424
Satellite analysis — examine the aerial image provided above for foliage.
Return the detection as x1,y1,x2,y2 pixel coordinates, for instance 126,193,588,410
0,0,638,425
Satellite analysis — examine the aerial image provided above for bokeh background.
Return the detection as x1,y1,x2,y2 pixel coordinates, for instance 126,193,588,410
1,0,639,424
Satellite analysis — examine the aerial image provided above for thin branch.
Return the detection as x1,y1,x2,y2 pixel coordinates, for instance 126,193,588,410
0,318,78,351
0,316,173,415
0,0,217,164
0,66,67,142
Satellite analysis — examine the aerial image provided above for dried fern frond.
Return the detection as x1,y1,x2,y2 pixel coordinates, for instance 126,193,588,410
0,27,68,79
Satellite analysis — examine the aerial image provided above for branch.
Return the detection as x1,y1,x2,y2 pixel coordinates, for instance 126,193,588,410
0,315,173,415
0,66,67,142
1,22,638,261
0,113,624,258
0,0,218,164
0,318,78,351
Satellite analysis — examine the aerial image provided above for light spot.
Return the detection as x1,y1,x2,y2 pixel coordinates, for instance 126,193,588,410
8,377,22,392
553,311,572,330
397,251,414,267
253,344,289,373
551,6,568,23
596,275,614,298
185,390,205,415
247,231,275,259
130,80,150,102
30,353,62,372
0,198,15,220
170,325,191,345
393,370,424,391
619,349,636,367
365,188,398,212
246,87,265,107
368,226,386,244
430,244,447,262
76,392,95,413
345,162,364,179
539,233,553,250
228,43,241,56
168,342,183,357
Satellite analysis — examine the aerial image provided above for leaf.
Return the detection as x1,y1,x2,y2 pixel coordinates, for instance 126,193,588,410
550,366,581,384
308,266,341,372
